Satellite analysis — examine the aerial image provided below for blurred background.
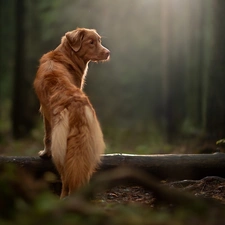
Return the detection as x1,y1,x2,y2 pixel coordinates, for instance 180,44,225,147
1,0,225,155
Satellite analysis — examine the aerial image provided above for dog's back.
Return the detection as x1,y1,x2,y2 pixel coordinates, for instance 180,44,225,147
34,28,109,198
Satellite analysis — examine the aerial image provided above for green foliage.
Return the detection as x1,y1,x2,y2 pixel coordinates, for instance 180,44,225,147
216,139,225,145
216,139,225,151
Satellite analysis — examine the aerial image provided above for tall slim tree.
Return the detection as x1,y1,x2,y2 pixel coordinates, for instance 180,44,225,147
160,0,186,141
0,0,15,138
12,0,35,139
206,0,225,137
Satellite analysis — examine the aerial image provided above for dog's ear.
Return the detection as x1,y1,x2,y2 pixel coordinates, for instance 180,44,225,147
65,30,85,52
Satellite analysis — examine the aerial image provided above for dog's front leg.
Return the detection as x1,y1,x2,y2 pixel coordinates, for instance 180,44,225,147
39,116,52,158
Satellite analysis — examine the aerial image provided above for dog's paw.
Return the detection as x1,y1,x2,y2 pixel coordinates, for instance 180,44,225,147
38,150,51,158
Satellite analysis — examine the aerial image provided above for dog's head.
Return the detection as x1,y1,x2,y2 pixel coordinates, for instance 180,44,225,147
65,28,110,62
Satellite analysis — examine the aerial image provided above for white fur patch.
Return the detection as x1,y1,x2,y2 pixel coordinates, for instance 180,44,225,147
84,106,94,124
51,109,69,166
84,105,105,156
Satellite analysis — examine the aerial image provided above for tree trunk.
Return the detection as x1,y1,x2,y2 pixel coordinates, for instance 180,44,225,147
160,0,172,141
160,0,186,141
12,0,27,138
201,0,213,132
206,1,225,137
12,0,37,139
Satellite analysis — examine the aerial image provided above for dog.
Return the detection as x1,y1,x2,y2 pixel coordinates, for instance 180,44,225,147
34,28,110,198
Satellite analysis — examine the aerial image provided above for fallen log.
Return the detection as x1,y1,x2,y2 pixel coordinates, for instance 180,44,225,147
0,153,225,180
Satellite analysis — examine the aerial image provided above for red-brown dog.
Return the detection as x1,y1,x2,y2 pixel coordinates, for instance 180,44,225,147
34,28,110,198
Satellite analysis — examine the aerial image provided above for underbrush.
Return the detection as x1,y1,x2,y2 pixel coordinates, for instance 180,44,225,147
0,165,224,225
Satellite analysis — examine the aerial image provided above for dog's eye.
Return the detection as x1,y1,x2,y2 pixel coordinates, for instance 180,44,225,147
90,40,94,45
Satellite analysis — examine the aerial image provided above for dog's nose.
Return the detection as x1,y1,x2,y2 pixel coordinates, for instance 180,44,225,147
106,49,110,55
105,49,110,58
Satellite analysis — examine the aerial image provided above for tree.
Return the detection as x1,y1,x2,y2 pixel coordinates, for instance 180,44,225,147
0,0,15,139
206,0,225,137
11,0,38,139
160,0,187,141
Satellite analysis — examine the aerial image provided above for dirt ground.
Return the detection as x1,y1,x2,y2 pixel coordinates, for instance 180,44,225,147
95,176,225,206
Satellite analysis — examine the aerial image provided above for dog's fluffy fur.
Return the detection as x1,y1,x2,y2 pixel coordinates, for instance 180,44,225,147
34,28,110,198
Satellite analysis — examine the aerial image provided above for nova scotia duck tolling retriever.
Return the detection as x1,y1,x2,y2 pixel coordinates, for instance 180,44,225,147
34,28,110,198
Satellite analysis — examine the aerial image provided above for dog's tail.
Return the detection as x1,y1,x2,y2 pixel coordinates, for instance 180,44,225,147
51,105,105,198
51,108,69,174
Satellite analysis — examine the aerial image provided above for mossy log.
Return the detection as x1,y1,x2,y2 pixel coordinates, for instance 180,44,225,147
0,153,225,180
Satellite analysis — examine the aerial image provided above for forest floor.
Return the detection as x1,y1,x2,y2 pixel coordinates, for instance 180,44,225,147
1,135,225,224
95,176,225,206
92,176,225,224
